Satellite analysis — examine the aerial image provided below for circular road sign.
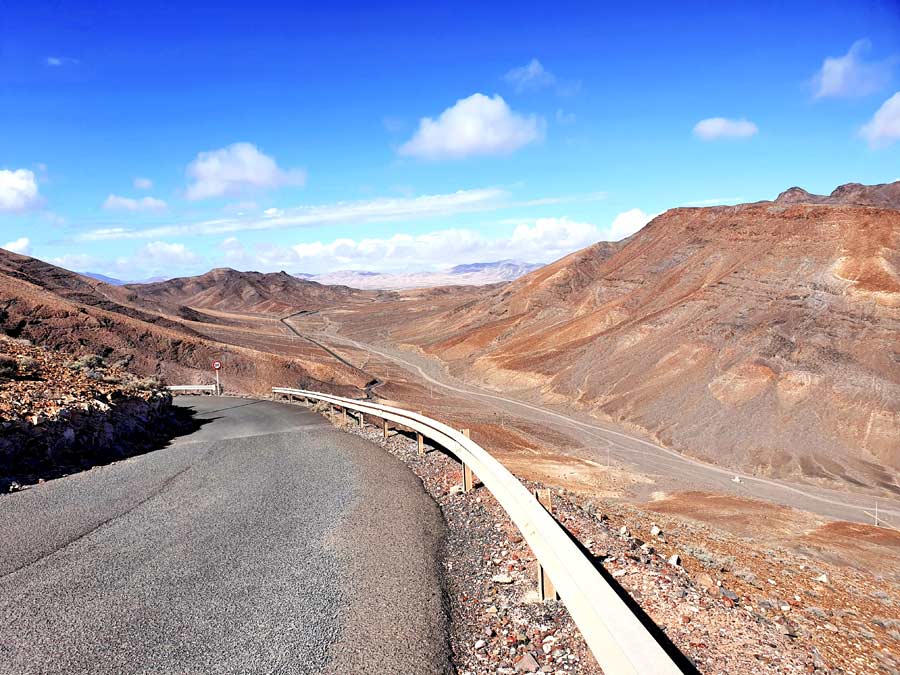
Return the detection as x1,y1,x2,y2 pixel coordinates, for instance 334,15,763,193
213,360,222,370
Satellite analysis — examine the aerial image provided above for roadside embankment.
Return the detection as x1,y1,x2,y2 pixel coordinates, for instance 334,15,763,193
0,336,185,491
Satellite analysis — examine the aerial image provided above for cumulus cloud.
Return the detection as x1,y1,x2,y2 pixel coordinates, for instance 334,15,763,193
607,209,655,240
51,242,201,280
2,237,31,255
813,39,894,99
212,211,648,275
0,169,41,212
133,177,153,190
185,142,306,200
399,94,545,160
138,241,199,266
693,117,759,141
103,194,167,212
217,223,589,274
860,92,900,148
504,59,556,92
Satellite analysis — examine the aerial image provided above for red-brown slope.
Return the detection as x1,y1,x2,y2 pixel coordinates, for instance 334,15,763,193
125,267,366,315
394,186,900,488
0,250,369,395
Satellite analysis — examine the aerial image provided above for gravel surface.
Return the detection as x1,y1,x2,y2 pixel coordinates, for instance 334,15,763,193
319,402,899,675
0,396,451,674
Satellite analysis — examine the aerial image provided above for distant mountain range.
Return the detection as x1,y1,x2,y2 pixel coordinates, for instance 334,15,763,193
296,260,542,290
84,273,167,285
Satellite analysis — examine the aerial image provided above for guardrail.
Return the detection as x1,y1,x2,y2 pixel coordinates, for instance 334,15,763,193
167,384,219,394
273,387,683,675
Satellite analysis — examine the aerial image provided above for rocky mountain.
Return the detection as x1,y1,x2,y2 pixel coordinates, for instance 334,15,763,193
299,260,542,290
124,267,362,315
0,250,370,395
84,272,125,285
774,181,900,209
392,182,900,487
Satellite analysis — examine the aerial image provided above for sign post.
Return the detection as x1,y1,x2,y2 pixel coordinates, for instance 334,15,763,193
213,360,222,394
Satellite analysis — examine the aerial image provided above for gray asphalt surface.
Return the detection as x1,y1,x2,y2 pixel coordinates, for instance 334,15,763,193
0,396,450,674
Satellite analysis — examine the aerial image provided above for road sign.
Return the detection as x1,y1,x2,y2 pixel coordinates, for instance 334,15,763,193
213,360,222,370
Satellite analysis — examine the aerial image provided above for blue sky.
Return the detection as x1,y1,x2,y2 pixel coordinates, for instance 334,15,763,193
1,0,899,279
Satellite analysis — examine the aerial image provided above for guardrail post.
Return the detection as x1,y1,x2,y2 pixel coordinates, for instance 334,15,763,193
382,419,389,438
416,432,425,455
460,428,476,492
342,406,348,425
357,411,364,428
534,488,558,601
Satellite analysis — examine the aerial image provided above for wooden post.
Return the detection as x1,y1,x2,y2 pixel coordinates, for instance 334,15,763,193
417,432,425,455
463,463,475,492
358,411,364,428
534,488,558,601
383,419,389,438
342,407,347,425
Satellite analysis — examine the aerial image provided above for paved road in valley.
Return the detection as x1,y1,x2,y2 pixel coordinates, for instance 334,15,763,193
290,319,900,527
0,396,450,675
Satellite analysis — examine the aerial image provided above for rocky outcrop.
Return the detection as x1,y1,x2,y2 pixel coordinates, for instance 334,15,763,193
0,390,177,491
0,336,185,490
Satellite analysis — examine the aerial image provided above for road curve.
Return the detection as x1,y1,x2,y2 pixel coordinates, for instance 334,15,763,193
0,396,450,675
317,330,900,525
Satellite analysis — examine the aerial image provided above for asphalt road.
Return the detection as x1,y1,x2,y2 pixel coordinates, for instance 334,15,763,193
0,396,450,675
306,327,900,526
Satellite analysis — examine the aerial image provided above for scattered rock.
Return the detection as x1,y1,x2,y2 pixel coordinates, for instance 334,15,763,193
514,652,540,673
492,574,514,584
668,554,681,567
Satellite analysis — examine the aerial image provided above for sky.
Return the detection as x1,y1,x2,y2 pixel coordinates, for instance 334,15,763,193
1,0,899,280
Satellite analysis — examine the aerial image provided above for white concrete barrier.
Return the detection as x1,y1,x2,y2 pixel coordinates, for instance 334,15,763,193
167,384,218,394
273,387,683,675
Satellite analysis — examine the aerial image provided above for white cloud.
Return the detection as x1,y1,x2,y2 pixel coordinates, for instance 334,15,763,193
51,242,201,280
2,237,31,255
813,39,894,99
218,225,556,274
860,92,900,148
693,117,759,141
103,194,167,212
0,169,41,212
185,142,306,200
78,187,509,241
45,56,78,67
211,213,646,275
399,94,545,160
133,177,153,190
607,209,655,240
504,59,556,92
681,196,745,207
138,241,199,266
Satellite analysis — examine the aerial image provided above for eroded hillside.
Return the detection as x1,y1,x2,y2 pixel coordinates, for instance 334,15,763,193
389,184,900,488
0,251,371,396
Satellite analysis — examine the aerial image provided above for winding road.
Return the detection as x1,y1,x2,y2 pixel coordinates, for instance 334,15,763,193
281,312,900,527
0,396,450,675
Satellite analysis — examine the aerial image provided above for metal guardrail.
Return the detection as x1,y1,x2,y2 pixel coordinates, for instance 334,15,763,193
272,387,683,675
167,384,218,394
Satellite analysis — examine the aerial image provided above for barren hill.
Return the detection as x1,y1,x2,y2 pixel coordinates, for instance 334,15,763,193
0,250,370,395
124,267,363,315
391,183,900,488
